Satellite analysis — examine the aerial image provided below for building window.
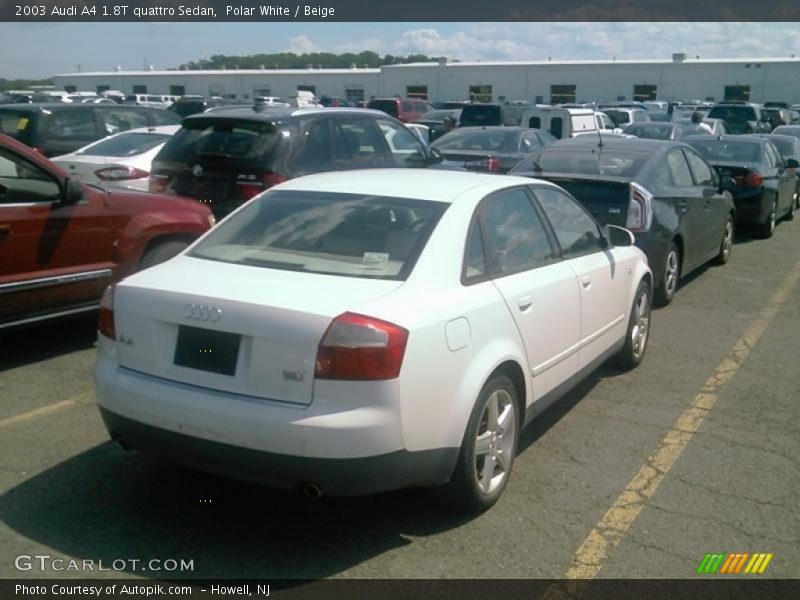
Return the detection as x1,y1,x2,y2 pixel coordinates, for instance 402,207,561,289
469,84,492,103
633,84,657,101
170,85,186,96
535,95,544,104
705,96,715,102
64,85,77,93
406,85,428,100
298,85,316,94
550,84,576,105
345,87,365,103
96,85,110,94
617,95,626,101
132,85,147,94
724,85,750,101
253,86,271,97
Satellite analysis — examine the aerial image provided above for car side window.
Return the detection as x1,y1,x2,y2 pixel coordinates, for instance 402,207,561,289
333,118,386,164
533,186,606,258
376,119,427,166
764,143,781,168
518,132,541,153
102,108,149,134
401,101,414,113
0,148,61,203
683,149,716,186
462,218,488,282
666,150,694,187
481,188,557,276
42,110,98,142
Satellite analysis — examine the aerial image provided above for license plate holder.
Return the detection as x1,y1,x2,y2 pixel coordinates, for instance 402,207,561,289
174,325,241,376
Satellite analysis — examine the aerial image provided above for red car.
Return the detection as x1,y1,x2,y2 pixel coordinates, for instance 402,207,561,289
367,98,436,123
0,134,214,331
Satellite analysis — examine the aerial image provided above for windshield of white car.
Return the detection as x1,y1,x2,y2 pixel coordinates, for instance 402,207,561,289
189,190,448,280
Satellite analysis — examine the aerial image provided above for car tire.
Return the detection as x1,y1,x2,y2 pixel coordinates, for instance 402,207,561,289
758,198,778,238
615,279,652,370
139,240,190,270
436,374,519,513
655,242,680,307
785,194,796,221
714,215,734,265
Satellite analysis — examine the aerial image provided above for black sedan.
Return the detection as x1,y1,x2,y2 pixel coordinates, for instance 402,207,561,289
430,126,556,173
624,122,686,140
510,136,736,305
684,135,797,237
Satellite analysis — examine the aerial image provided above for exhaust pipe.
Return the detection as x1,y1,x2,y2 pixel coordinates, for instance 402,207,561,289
301,481,323,500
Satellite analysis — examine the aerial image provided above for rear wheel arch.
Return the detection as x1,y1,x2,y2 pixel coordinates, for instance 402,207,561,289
138,234,197,269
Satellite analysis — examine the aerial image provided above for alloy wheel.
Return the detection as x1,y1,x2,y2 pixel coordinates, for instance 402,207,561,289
474,389,517,495
631,290,650,361
664,249,679,298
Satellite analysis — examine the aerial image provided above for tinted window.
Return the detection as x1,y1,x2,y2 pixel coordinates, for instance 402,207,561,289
628,124,673,140
763,142,781,168
708,106,758,122
605,110,630,126
460,105,502,127
336,118,385,163
768,137,794,157
481,188,556,275
42,110,98,142
0,110,35,144
683,150,716,186
0,147,60,203
687,140,762,164
666,150,694,186
367,100,399,118
188,190,447,281
160,118,280,167
524,146,649,177
377,119,426,166
518,132,542,153
534,187,605,258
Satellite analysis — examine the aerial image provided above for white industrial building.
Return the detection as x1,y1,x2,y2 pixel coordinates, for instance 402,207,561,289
53,54,800,104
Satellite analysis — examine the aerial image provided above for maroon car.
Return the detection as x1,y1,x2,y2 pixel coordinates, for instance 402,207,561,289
0,134,214,331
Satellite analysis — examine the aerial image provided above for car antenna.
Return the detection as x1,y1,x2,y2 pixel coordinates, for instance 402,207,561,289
593,101,603,147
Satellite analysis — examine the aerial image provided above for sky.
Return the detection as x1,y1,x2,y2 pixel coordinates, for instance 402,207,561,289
3,22,800,79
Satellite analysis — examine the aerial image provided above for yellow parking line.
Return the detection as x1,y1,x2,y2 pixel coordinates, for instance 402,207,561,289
0,393,91,429
560,259,800,582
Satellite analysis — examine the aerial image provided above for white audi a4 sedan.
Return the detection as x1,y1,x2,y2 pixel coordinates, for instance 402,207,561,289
94,169,652,511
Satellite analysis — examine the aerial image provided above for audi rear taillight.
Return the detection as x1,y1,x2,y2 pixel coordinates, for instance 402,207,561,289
148,174,169,193
95,166,149,181
236,172,288,200
314,312,409,381
464,157,500,172
627,182,654,233
98,286,115,340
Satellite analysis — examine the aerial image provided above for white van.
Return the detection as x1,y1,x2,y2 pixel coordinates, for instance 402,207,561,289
521,107,598,139
125,94,170,109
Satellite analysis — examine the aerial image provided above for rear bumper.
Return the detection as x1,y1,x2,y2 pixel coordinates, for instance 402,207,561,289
633,233,668,284
99,407,457,496
94,349,458,496
733,189,770,224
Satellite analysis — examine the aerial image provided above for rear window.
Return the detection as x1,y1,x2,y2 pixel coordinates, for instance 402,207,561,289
626,124,673,140
519,147,649,177
460,105,502,126
686,140,763,163
78,132,171,157
430,128,516,151
158,118,280,167
367,100,399,118
708,106,758,122
0,110,34,143
605,110,630,126
189,190,448,280
767,137,795,157
170,100,205,117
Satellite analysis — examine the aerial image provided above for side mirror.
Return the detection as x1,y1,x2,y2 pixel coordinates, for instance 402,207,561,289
719,177,736,193
786,158,799,169
606,224,635,247
61,178,83,205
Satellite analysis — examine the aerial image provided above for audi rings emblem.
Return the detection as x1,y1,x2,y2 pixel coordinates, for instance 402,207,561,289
184,304,222,322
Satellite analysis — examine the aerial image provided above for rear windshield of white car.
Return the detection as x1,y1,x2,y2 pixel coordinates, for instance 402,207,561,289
77,132,171,157
189,190,449,280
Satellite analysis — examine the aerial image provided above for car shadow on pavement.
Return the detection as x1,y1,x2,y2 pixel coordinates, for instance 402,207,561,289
0,439,476,579
0,314,98,371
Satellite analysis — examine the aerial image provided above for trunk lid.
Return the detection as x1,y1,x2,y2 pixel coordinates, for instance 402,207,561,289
113,256,403,406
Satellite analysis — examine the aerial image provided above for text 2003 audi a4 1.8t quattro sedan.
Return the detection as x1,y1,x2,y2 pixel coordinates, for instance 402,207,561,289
94,169,652,511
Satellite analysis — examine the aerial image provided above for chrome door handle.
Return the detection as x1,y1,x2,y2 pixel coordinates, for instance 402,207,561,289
517,296,533,311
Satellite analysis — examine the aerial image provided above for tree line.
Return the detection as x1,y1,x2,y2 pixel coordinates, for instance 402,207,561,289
179,51,447,70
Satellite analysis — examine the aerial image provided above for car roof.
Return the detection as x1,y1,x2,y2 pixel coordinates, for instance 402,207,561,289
684,134,765,145
183,106,389,122
553,136,680,152
273,169,556,203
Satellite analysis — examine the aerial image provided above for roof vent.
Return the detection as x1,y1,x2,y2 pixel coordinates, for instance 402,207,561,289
672,53,686,63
